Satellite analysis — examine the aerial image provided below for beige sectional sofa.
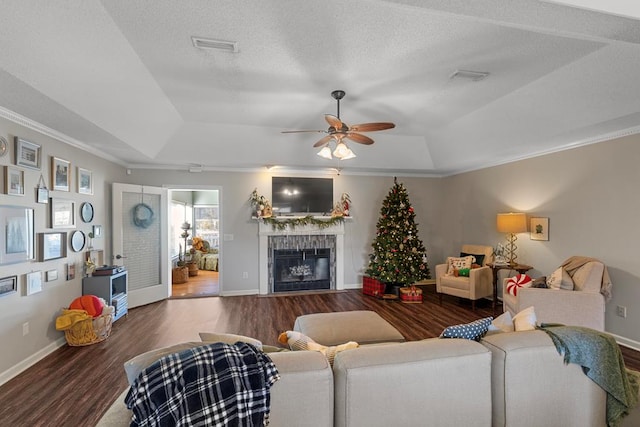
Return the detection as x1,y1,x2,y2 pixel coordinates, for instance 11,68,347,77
97,329,638,426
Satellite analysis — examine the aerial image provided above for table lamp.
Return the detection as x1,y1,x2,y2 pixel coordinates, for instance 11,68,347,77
496,213,527,265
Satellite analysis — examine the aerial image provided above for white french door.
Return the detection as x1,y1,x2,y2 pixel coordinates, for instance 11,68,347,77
112,183,170,307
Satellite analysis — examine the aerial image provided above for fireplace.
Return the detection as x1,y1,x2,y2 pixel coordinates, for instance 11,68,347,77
258,220,345,294
273,248,331,292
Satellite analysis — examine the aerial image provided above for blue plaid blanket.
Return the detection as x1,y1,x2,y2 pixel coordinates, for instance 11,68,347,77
126,342,280,426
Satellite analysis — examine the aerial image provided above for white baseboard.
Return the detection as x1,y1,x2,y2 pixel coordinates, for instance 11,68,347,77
0,337,67,387
610,333,640,352
221,289,259,297
343,283,361,290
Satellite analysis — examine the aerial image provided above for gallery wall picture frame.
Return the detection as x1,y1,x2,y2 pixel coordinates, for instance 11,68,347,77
46,269,58,282
36,175,49,204
38,232,67,261
15,137,42,170
92,224,103,238
66,263,76,281
51,156,71,192
0,206,35,265
530,217,549,241
80,202,94,223
5,166,24,196
78,167,93,195
50,198,75,229
26,271,43,295
0,275,18,297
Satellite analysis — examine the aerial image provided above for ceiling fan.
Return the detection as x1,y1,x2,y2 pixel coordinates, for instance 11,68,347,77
282,90,395,159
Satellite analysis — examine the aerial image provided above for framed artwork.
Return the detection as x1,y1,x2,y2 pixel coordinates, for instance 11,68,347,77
66,263,76,281
0,275,18,297
46,270,58,282
78,167,93,195
92,225,103,238
0,206,35,265
15,137,42,170
51,157,71,192
530,217,549,241
36,175,49,203
5,166,24,196
26,271,43,295
50,198,75,228
38,232,67,261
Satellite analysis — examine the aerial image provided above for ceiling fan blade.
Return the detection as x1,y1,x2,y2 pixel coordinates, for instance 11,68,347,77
313,135,334,148
349,122,395,132
325,114,344,130
281,130,326,134
345,133,374,145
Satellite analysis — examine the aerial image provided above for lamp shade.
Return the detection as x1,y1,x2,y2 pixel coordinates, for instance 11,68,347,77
496,213,527,233
333,141,350,158
317,146,332,159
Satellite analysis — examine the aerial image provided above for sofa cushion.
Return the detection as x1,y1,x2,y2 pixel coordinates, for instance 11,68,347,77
506,274,533,296
446,256,474,276
460,252,485,267
547,267,574,290
440,317,493,341
489,311,515,333
123,342,208,385
199,331,263,349
293,311,404,346
513,306,537,331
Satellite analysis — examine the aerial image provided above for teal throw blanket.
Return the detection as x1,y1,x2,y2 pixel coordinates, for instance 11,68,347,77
540,324,640,427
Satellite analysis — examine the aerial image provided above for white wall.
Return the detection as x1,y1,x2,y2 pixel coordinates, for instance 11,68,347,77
439,135,640,345
0,117,125,383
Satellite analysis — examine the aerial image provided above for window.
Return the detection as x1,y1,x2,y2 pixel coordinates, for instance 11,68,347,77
171,201,193,257
193,205,219,250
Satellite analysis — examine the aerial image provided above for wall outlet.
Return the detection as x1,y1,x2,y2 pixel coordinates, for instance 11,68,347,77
22,322,29,336
616,305,627,318
242,272,249,279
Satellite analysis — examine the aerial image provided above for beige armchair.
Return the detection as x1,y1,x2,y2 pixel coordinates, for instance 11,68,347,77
436,244,494,310
502,259,608,331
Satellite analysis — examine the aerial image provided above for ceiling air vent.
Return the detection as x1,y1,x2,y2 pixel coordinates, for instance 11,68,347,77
450,69,490,82
191,36,239,53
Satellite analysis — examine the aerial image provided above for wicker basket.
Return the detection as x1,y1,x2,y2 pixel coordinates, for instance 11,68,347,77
64,312,113,346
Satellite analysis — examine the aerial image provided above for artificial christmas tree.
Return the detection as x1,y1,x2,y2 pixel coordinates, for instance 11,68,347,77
365,178,430,294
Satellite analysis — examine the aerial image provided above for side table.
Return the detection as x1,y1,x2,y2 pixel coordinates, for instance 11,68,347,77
486,262,533,315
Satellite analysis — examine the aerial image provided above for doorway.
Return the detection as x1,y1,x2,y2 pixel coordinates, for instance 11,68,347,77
169,188,221,298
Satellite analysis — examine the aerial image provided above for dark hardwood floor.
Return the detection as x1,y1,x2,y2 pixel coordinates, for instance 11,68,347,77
1,286,638,426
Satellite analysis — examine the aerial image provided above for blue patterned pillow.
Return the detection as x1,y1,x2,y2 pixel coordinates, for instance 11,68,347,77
440,317,493,341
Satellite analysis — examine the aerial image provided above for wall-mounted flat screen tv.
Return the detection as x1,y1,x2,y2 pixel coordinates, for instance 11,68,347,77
271,177,333,215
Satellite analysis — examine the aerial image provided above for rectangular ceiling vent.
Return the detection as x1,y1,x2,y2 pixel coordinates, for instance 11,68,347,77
191,36,239,53
450,69,490,82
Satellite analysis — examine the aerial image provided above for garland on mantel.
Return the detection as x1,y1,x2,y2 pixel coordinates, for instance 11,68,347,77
260,215,345,231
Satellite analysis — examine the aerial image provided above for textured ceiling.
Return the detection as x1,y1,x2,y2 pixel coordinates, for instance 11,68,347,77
0,0,639,176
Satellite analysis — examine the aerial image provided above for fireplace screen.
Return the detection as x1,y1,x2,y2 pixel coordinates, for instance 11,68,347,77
273,248,330,292
268,234,336,293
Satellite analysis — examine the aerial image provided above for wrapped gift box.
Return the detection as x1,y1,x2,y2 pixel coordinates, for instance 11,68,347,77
363,276,385,297
399,286,423,303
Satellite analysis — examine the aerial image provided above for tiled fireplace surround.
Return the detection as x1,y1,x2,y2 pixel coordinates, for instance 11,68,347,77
258,220,345,294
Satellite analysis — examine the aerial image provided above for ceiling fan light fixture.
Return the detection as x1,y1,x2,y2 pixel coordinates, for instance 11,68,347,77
340,148,356,160
333,141,351,159
317,146,333,159
191,36,239,53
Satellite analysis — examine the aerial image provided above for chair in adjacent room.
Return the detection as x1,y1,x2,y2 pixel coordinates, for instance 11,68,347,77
435,244,494,310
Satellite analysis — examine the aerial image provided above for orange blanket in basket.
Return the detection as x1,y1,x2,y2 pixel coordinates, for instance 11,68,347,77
69,295,104,317
55,309,92,331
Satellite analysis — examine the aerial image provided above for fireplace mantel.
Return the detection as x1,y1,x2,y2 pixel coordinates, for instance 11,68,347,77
258,219,345,294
